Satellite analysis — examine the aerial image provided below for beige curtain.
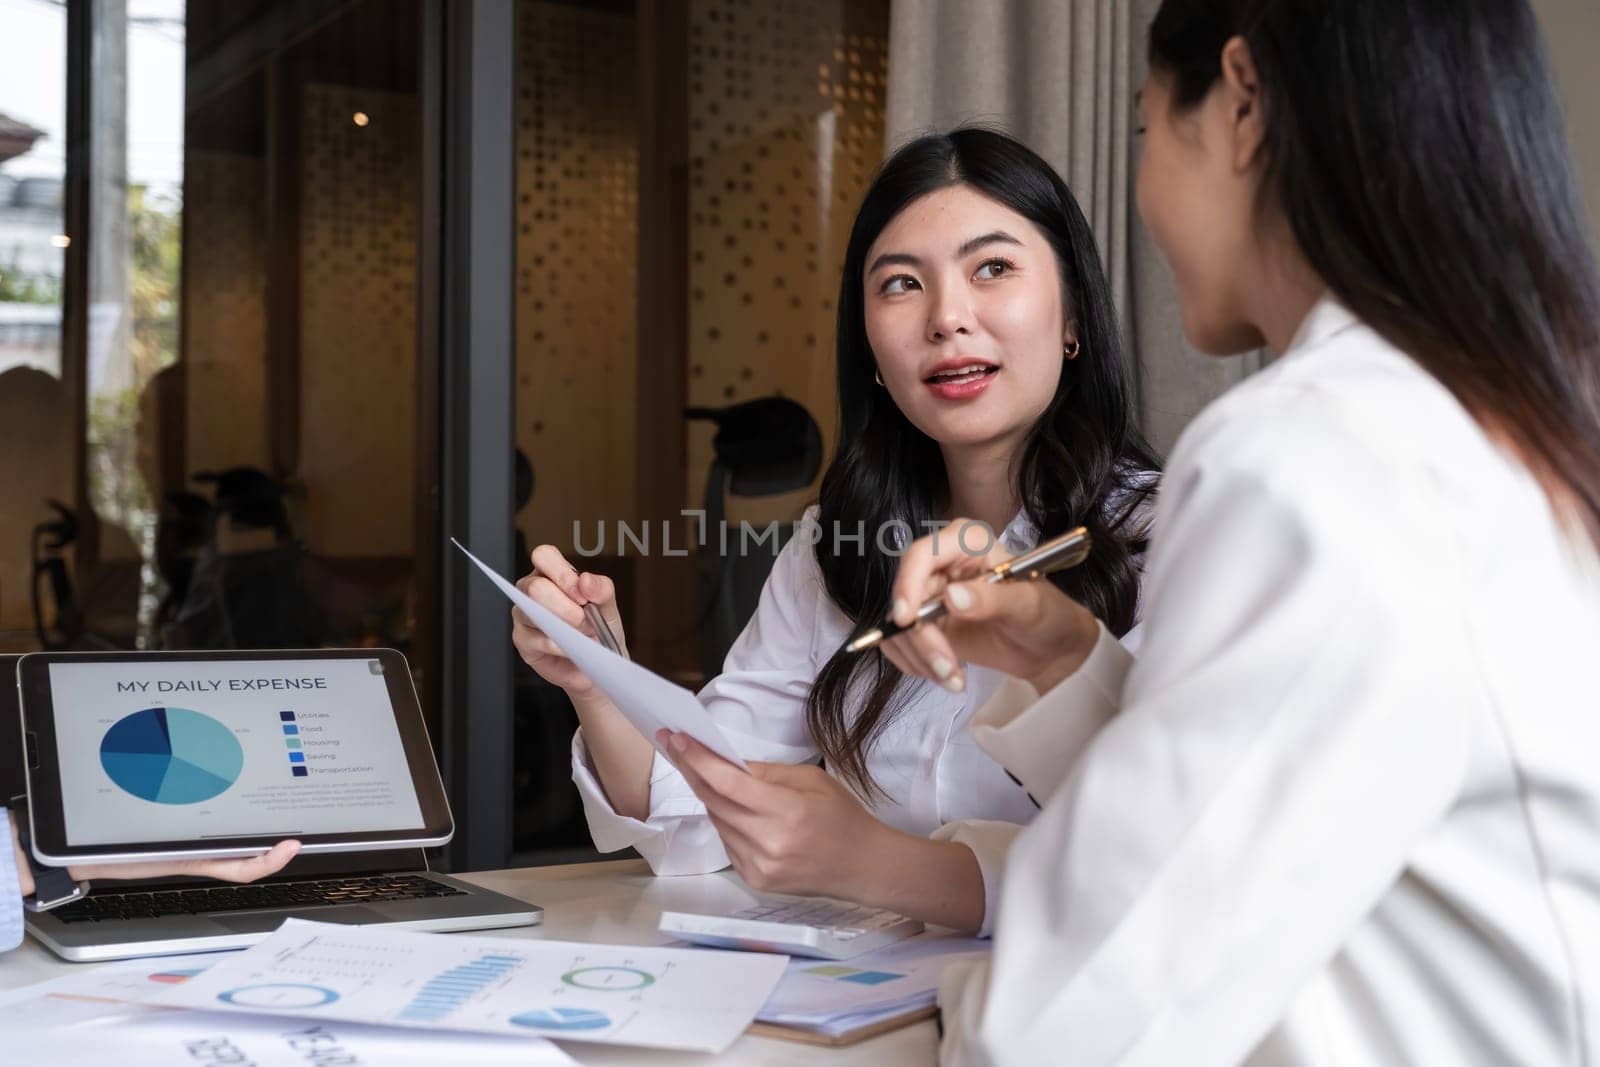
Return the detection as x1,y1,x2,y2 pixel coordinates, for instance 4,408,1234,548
885,0,1264,454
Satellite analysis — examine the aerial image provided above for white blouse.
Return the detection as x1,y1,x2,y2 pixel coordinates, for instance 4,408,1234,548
571,509,1143,935
938,297,1600,1065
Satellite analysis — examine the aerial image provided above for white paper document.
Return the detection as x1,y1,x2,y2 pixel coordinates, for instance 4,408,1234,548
453,538,750,770
0,950,232,1009
0,953,575,1066
136,919,789,1054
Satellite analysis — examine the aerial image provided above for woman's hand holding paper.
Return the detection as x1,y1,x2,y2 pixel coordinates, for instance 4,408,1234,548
662,731,988,931
660,731,886,898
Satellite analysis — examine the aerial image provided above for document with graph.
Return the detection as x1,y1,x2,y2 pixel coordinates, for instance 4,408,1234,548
0,953,575,1067
137,919,788,1053
755,933,990,1041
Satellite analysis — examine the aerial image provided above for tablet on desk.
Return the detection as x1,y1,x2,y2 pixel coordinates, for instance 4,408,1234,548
18,648,454,866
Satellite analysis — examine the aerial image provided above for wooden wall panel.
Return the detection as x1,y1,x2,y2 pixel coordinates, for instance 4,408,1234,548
685,0,888,524
514,1,639,553
297,83,418,558
184,150,270,479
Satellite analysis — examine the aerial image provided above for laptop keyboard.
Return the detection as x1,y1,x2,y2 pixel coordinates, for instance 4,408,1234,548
49,875,465,924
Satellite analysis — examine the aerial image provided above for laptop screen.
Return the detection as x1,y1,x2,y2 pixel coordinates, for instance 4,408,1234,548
45,656,427,847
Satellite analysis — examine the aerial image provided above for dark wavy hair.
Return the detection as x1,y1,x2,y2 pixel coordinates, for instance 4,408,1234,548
1149,0,1600,543
805,127,1161,799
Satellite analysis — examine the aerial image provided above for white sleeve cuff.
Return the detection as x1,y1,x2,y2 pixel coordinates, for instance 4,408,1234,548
569,729,731,876
931,819,1024,938
569,728,651,853
967,621,1132,802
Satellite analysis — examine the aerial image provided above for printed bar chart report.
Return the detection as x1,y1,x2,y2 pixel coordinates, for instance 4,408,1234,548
145,920,788,1054
399,954,525,1022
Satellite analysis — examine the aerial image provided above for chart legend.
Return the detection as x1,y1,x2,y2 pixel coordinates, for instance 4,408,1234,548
280,710,305,776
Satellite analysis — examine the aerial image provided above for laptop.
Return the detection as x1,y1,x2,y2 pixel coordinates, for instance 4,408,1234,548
5,652,542,962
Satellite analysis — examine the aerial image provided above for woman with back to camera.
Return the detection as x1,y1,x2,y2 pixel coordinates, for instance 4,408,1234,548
512,128,1160,935
800,0,1600,1062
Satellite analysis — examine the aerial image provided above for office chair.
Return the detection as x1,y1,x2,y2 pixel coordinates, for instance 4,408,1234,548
30,500,84,650
167,468,324,650
685,396,823,679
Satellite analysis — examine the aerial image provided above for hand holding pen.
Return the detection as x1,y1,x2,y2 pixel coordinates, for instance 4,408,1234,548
512,545,628,700
848,526,1092,652
873,521,1105,697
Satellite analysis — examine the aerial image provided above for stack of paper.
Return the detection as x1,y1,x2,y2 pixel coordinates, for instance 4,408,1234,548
756,934,990,1040
0,952,576,1066
135,919,787,1053
3,920,985,1053
19,919,790,1056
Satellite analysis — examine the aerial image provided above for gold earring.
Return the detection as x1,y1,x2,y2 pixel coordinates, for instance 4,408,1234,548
875,369,885,386
1064,340,1081,360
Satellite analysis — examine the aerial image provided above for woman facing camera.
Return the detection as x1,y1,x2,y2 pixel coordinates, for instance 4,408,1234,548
514,128,1158,935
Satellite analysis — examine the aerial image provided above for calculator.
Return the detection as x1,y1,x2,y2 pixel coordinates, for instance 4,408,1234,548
658,897,924,959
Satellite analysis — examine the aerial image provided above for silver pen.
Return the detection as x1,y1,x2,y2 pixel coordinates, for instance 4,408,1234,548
582,601,624,657
845,526,1092,653
533,562,625,658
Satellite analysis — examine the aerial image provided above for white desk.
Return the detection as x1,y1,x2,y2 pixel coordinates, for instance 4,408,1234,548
0,859,939,1064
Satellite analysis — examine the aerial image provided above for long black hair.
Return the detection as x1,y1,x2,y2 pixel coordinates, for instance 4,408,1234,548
806,128,1160,799
1149,0,1600,543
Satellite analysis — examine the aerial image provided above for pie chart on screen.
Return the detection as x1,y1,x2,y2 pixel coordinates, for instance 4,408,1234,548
99,707,244,804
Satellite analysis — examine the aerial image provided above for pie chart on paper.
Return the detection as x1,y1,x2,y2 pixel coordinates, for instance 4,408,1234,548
99,707,244,804
510,1006,612,1032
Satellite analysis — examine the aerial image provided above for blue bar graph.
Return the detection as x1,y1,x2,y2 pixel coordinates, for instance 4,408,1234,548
397,954,525,1022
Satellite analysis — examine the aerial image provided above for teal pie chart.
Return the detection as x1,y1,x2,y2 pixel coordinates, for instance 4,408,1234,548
100,707,244,804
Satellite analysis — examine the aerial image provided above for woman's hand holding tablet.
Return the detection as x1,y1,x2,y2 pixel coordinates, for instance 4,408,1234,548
9,822,300,897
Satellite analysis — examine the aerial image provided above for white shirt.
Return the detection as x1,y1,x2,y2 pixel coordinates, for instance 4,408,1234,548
572,510,1143,935
938,297,1600,1065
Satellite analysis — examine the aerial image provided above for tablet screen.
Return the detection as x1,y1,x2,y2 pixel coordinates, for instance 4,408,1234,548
46,656,427,846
